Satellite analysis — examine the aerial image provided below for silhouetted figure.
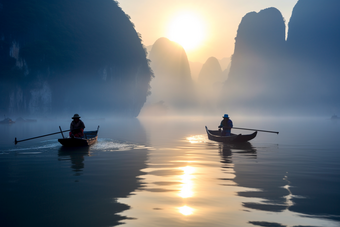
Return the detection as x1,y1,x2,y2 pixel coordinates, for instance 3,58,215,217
69,114,85,138
218,114,233,136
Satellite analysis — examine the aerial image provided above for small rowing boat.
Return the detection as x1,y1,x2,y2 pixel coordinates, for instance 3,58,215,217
205,126,257,143
58,126,99,147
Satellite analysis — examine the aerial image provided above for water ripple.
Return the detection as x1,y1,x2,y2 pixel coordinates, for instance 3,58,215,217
90,138,137,151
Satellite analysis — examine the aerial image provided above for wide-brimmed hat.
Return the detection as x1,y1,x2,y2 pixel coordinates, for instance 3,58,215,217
72,114,81,119
223,114,229,118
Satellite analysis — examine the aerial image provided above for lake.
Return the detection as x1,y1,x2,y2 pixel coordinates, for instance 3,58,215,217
0,116,339,227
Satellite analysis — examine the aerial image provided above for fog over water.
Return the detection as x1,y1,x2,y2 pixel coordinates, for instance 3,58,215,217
1,116,340,227
1,0,340,118
1,0,340,226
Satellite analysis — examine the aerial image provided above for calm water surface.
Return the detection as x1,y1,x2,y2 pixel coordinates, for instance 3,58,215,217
0,116,339,227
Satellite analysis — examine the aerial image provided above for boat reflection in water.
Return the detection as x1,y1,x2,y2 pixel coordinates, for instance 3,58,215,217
219,142,257,162
58,146,91,176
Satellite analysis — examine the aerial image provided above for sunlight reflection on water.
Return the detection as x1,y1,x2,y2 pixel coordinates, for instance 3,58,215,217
117,117,340,227
178,166,195,199
1,117,340,227
186,135,206,143
178,205,194,216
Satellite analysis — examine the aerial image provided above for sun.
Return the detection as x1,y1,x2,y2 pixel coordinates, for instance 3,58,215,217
167,12,206,51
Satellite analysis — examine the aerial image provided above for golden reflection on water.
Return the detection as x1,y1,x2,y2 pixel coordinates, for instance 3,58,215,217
186,135,205,143
177,166,196,216
178,166,195,198
112,118,340,227
178,205,194,216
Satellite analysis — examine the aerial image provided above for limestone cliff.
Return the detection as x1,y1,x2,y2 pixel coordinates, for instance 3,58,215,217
221,7,286,114
0,0,152,117
147,37,196,111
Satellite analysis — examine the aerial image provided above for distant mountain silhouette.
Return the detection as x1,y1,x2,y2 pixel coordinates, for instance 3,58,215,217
189,61,203,82
0,0,152,117
286,0,340,112
146,37,196,112
219,57,231,72
197,57,224,114
221,1,340,115
220,7,286,115
198,57,223,88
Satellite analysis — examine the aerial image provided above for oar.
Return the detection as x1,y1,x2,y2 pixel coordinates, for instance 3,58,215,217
233,127,279,134
15,129,70,145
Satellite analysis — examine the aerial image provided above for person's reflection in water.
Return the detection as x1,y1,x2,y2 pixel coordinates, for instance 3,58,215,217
219,143,232,165
58,146,90,177
218,142,257,190
219,142,257,164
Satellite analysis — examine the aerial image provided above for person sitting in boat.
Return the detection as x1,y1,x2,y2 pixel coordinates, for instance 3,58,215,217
69,114,85,138
218,114,233,136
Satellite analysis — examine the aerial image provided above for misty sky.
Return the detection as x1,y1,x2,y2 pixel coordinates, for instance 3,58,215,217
118,0,298,63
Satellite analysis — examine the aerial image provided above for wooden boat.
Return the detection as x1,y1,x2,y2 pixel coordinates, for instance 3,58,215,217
205,126,257,143
58,127,99,147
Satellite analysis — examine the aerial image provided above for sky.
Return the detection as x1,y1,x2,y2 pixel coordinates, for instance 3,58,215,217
118,0,298,63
